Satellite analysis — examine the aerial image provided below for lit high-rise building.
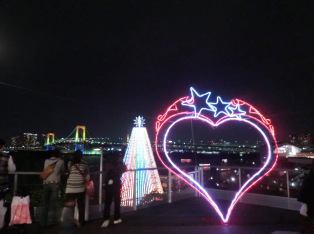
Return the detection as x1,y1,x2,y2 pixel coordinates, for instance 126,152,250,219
23,133,38,147
10,136,20,147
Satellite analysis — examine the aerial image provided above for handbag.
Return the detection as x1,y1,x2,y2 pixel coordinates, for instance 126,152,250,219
300,203,308,216
74,164,94,196
9,196,32,225
85,180,94,197
40,160,58,180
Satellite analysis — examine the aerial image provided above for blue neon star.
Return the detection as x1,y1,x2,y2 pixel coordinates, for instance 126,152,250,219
181,87,214,116
208,96,232,117
228,104,246,117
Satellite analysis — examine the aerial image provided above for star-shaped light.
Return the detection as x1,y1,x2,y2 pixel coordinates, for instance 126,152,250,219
181,87,214,116
134,116,145,127
208,96,232,117
228,104,246,117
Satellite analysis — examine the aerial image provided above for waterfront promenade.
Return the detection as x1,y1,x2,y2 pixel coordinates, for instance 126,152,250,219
20,197,300,234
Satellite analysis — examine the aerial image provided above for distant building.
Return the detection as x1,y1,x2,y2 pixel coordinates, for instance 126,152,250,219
23,133,39,147
10,136,20,147
289,133,314,150
275,143,302,157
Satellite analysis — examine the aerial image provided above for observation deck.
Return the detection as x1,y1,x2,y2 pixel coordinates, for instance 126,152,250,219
5,165,303,234
22,196,300,234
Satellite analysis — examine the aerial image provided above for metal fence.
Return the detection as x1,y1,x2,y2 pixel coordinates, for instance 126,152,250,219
8,165,305,221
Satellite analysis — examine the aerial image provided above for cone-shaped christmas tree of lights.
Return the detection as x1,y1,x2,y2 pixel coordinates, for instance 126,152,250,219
121,116,164,206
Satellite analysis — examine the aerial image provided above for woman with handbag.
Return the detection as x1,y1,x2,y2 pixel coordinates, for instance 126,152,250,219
64,149,90,228
39,149,64,228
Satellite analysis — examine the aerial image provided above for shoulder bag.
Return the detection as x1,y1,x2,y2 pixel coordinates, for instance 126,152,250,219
40,160,58,180
74,164,94,197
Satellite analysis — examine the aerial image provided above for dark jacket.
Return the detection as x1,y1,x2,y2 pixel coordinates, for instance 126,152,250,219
0,152,9,185
298,171,314,218
104,161,127,188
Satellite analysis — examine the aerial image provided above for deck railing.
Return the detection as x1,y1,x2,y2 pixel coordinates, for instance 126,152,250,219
8,165,304,221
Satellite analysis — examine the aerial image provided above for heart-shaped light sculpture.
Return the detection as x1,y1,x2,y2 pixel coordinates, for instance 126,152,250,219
155,87,278,223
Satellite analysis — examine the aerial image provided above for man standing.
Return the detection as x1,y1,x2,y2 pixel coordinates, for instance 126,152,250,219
298,160,314,233
40,149,65,228
0,139,16,201
101,155,127,228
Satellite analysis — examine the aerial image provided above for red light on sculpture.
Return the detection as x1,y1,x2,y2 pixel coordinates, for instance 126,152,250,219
155,87,278,223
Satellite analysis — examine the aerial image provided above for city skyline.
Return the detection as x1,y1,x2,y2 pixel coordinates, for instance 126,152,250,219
7,127,313,149
0,1,313,143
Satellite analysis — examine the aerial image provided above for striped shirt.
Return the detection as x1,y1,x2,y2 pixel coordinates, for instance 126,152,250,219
65,160,88,193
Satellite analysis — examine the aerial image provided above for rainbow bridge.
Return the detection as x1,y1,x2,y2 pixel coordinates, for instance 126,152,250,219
45,125,126,154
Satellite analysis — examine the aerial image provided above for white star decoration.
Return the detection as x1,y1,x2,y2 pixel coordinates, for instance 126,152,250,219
134,116,145,127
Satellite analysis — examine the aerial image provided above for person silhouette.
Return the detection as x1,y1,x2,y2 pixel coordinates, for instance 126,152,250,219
39,149,65,228
298,160,314,233
101,155,126,228
64,150,89,228
0,139,16,201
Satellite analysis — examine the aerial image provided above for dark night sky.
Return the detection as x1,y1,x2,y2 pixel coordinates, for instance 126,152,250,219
0,1,313,143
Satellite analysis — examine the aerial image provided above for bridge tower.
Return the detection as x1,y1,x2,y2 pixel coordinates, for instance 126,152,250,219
75,125,86,152
75,125,86,141
46,133,55,150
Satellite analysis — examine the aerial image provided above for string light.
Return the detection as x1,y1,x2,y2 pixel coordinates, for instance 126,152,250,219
155,87,278,223
121,116,164,206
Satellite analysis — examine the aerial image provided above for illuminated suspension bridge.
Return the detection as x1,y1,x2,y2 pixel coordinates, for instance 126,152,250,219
45,125,127,153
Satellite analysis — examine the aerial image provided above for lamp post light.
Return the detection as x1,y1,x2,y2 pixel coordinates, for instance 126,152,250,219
94,147,103,205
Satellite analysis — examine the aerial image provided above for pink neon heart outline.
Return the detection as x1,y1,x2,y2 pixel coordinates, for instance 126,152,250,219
155,90,278,223
157,115,277,223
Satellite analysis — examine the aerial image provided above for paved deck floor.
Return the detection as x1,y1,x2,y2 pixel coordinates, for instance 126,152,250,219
4,197,301,234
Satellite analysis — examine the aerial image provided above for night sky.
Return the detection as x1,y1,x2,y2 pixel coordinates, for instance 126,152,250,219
0,1,313,143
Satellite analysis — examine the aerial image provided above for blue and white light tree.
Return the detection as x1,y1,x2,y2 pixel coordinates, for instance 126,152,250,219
121,116,164,206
